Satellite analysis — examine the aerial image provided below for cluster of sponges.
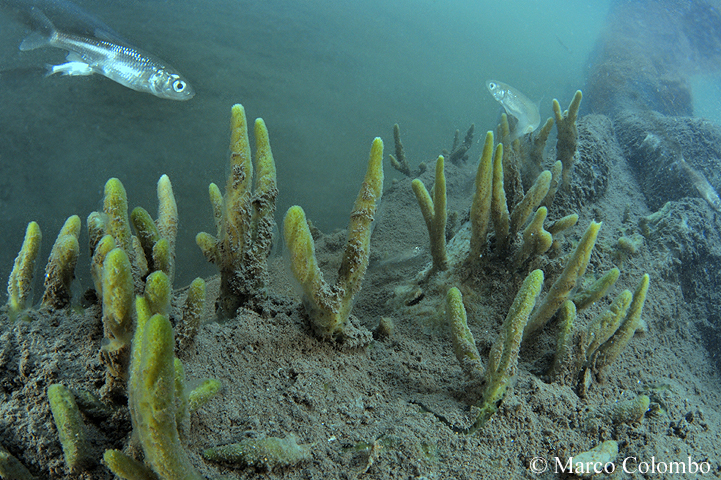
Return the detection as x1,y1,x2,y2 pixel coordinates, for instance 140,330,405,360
5,215,81,322
407,97,582,285
104,269,216,479
405,90,652,431
283,137,384,344
447,270,544,432
196,104,278,318
87,175,204,388
2,169,219,476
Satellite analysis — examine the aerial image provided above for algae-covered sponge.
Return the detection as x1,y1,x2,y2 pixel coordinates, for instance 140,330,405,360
7,221,42,321
524,221,601,340
412,155,448,272
41,215,81,310
127,313,203,479
446,287,483,381
284,137,383,342
569,440,618,478
593,273,650,370
471,269,544,432
102,449,157,480
130,174,179,282
389,122,411,176
203,435,312,470
100,247,135,380
197,104,278,318
0,443,36,480
553,90,583,188
612,394,650,425
47,384,89,471
468,132,495,263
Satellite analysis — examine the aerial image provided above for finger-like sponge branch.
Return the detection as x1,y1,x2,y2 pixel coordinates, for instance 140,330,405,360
554,90,583,188
7,221,42,321
197,105,278,318
468,132,495,263
412,155,447,272
128,314,203,479
284,138,383,341
41,215,81,310
47,384,89,471
471,269,544,432
446,287,483,381
524,221,601,340
100,248,134,380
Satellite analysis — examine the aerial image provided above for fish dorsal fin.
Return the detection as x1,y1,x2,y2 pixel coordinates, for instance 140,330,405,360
19,8,56,51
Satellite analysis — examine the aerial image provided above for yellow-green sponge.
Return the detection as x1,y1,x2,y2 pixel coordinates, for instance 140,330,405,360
524,221,601,340
7,221,42,321
188,379,222,413
446,287,483,381
284,137,383,341
196,105,278,318
41,215,81,310
47,384,89,471
128,314,203,479
0,444,36,480
412,155,448,271
612,394,650,425
203,436,312,470
103,449,158,480
468,132,495,262
594,274,650,370
100,248,134,380
471,269,544,432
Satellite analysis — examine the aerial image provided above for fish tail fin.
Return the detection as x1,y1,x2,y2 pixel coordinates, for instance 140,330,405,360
19,7,57,51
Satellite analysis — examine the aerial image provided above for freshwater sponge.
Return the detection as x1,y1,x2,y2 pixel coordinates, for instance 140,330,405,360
524,221,602,340
196,104,278,318
47,384,89,471
127,314,203,479
284,137,384,343
100,247,134,380
203,435,312,470
412,155,448,272
471,269,544,432
41,215,81,310
7,221,42,321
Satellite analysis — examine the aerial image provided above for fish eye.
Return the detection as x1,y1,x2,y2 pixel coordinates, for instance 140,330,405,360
172,79,186,92
489,82,496,89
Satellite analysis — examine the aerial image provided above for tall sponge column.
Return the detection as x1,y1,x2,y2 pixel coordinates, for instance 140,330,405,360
128,314,203,479
7,221,42,321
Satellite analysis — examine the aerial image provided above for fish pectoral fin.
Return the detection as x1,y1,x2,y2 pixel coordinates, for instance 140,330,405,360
47,62,95,77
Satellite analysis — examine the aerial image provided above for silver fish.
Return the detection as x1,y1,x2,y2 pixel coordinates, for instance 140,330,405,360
486,80,540,140
20,9,194,100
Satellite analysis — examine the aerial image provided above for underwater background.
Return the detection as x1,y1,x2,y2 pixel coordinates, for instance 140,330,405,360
2,1,721,478
0,0,613,289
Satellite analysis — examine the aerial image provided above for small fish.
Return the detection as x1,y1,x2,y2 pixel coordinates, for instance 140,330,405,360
20,8,194,100
677,156,721,212
372,246,424,268
486,80,540,140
